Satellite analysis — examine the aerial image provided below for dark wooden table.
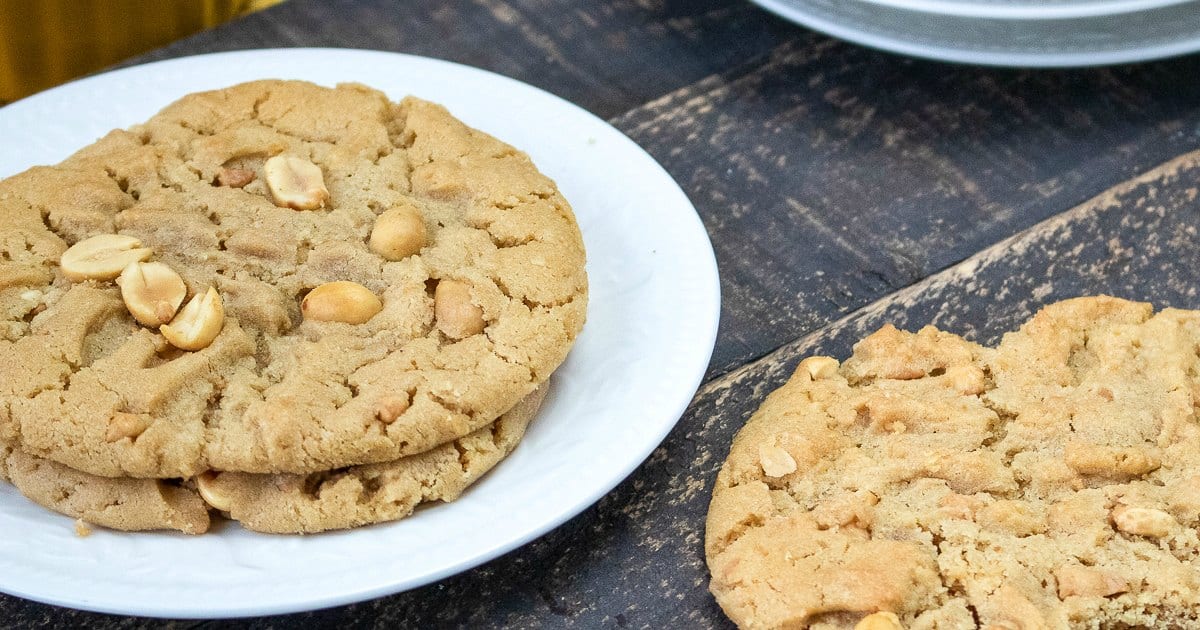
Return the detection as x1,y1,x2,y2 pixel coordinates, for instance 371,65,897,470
7,1,1200,627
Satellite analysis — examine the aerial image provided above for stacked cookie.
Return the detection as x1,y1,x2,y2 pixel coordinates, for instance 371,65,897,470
706,297,1200,628
0,80,587,534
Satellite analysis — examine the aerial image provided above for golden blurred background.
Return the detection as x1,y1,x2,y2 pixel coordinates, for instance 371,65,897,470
0,0,285,104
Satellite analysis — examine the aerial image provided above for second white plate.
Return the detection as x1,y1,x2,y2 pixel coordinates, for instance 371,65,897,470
751,0,1200,66
0,49,720,618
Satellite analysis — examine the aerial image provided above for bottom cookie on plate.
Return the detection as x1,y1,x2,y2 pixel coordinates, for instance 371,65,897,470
1,385,546,535
3,444,211,534
706,296,1200,629
200,384,547,534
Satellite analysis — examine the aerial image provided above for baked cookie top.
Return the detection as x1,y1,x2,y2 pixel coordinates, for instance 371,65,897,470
706,296,1200,630
0,80,586,477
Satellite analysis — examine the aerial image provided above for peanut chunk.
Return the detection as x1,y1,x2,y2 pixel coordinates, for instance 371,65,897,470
263,155,329,210
60,234,153,282
799,356,839,381
435,279,485,339
758,444,797,478
105,412,149,443
369,203,427,261
978,500,1047,537
117,261,187,327
1112,505,1176,538
1064,443,1161,478
195,472,231,512
375,395,411,424
855,612,903,630
301,281,382,324
217,167,256,188
1055,565,1128,599
938,493,985,520
161,287,224,351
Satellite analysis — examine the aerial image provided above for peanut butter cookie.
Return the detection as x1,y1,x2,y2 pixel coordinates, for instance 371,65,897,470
706,296,1200,629
0,80,586,478
0,386,545,534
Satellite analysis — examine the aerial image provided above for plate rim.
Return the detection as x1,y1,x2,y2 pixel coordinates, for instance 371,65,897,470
750,0,1200,67
854,0,1193,20
0,47,721,618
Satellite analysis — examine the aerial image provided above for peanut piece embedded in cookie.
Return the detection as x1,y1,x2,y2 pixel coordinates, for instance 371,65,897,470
1064,443,1161,479
375,395,411,424
1111,505,1177,538
195,472,231,512
263,154,329,210
1054,565,1128,599
799,356,839,380
117,261,187,327
435,279,485,339
161,286,224,351
105,412,149,443
855,612,904,630
217,166,255,188
301,281,382,324
758,444,797,478
59,234,153,282
370,203,427,261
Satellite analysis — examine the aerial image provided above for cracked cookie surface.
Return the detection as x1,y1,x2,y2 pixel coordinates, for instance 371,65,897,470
0,385,545,534
0,80,587,478
706,296,1200,629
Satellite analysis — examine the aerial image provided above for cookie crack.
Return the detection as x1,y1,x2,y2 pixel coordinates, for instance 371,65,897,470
488,274,580,311
36,201,73,246
452,440,471,475
101,167,139,204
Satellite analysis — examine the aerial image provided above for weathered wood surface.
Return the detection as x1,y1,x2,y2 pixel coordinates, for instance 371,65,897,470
5,0,1200,627
617,40,1200,374
123,0,794,121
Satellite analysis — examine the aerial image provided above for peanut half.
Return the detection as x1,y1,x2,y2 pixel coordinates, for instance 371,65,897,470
435,279,485,339
117,261,187,327
264,155,329,210
161,286,224,351
369,203,427,261
301,281,382,324
855,612,904,630
195,472,231,512
60,234,153,282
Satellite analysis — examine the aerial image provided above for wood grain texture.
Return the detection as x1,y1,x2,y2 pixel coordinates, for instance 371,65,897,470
122,0,793,119
615,36,1200,374
6,0,1200,628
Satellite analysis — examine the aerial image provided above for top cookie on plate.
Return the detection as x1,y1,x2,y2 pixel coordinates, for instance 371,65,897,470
0,80,587,478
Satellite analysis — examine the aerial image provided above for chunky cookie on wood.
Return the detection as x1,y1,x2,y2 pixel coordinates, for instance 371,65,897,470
706,296,1200,629
0,80,587,478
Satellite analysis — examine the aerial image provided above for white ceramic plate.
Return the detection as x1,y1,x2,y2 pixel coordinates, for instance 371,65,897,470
858,0,1191,19
0,49,720,618
751,0,1200,66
